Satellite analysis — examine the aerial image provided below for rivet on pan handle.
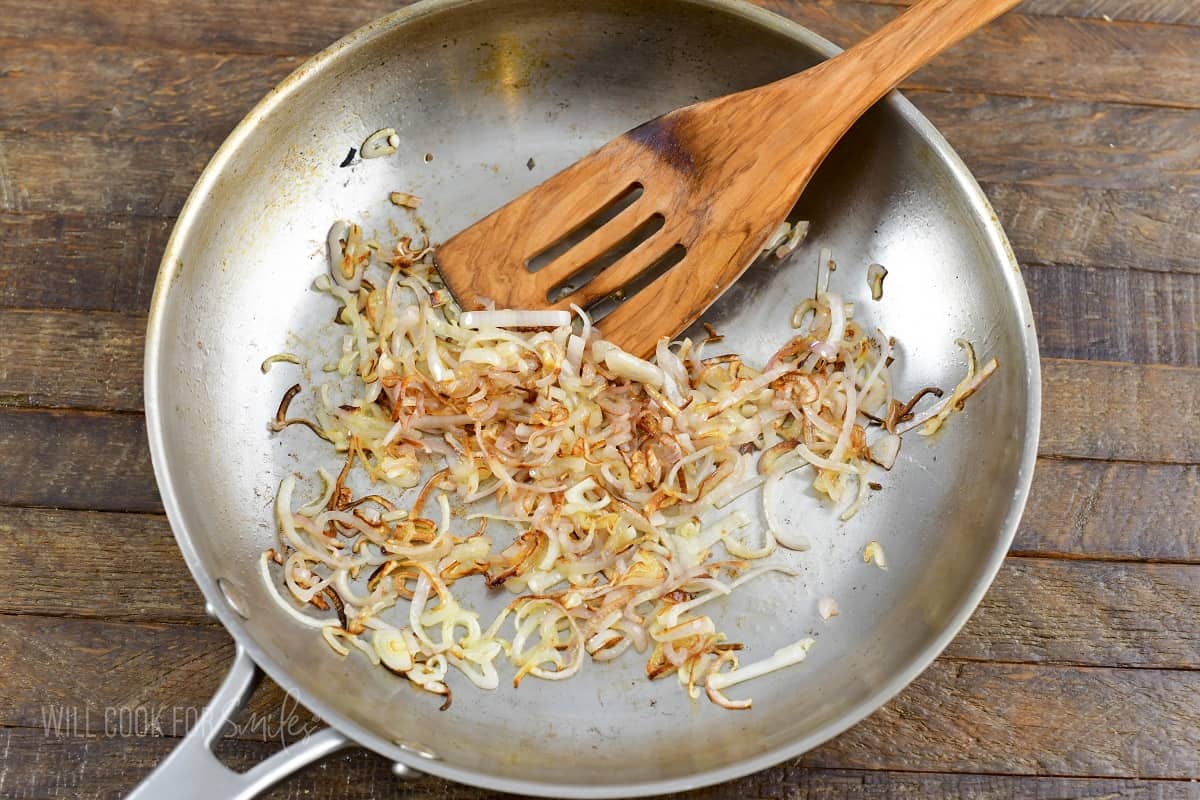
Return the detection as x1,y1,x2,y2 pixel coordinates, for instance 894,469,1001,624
126,645,354,800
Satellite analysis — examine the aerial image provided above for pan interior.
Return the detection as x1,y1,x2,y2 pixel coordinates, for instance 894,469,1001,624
147,0,1037,793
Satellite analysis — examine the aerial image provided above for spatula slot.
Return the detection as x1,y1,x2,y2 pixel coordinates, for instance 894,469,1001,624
586,244,688,322
527,182,644,274
547,213,666,303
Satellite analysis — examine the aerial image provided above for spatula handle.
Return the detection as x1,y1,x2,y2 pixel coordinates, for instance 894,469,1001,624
799,0,1022,130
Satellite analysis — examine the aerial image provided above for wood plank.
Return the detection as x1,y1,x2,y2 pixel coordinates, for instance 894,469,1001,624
0,41,296,140
0,410,159,513
11,187,1200,327
5,499,1197,667
946,557,1200,668
0,615,219,731
910,92,1200,192
1025,265,1200,367
0,463,1193,609
0,359,1193,516
0,616,317,738
804,660,1200,778
3,91,1198,289
11,258,1200,416
0,622,332,783
0,213,169,313
1,41,1197,184
12,199,1200,327
769,2,1200,109
9,195,1200,342
988,182,1200,276
6,728,1196,800
1018,459,1200,561
0,131,206,217
3,732,1196,800
2,39,1198,196
745,766,1200,800
5,90,1197,225
1040,359,1200,463
7,243,1198,414
0,508,204,625
2,613,1197,779
0,309,144,411
0,0,402,55
3,268,1198,421
871,0,1200,26
0,109,1193,340
3,2,1198,109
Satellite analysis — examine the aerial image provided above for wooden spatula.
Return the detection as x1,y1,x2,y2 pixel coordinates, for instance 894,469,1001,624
435,0,1021,356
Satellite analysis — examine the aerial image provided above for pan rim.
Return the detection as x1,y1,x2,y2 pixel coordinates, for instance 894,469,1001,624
143,0,1042,795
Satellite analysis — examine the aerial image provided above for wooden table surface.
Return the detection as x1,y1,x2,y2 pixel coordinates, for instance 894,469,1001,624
3,1,1199,798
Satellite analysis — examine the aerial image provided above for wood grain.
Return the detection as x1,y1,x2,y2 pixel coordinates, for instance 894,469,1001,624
805,660,1200,777
4,1,1199,108
5,86,1200,337
735,767,1200,800
1024,265,1200,367
947,557,1200,668
1040,359,1200,463
0,359,1192,518
0,309,144,411
5,728,1196,800
5,498,1197,667
0,213,169,313
5,92,1198,267
1018,459,1200,561
874,0,1200,25
2,613,1197,779
0,507,204,624
6,67,1200,213
0,0,404,55
989,183,1200,275
912,92,1200,192
0,41,297,140
12,184,1197,327
4,38,1199,196
774,2,1200,108
0,410,159,513
0,132,206,217
0,615,317,737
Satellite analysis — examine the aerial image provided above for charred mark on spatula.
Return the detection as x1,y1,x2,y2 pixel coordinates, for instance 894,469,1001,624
585,244,688,322
546,214,666,303
627,114,695,175
527,182,644,273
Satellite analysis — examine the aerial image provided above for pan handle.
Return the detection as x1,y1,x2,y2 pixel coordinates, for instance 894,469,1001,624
126,645,352,800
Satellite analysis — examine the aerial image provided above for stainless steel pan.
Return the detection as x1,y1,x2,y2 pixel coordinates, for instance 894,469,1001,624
138,1,1040,796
